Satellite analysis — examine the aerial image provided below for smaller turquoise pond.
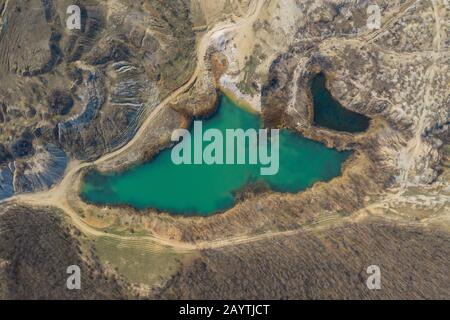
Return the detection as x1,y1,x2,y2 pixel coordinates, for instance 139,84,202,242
80,96,352,216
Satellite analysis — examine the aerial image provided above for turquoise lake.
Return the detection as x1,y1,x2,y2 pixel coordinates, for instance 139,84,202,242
80,93,352,215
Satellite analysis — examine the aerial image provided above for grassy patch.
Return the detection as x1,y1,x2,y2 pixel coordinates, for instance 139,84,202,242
94,236,197,287
237,55,259,96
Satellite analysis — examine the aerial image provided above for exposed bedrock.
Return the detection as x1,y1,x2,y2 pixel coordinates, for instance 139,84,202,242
0,144,68,200
13,144,68,194
57,62,161,161
0,164,14,200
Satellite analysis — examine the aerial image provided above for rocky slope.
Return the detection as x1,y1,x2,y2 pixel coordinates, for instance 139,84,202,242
0,0,197,198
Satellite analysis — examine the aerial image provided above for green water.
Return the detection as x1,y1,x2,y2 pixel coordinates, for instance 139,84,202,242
81,96,351,215
312,73,370,133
